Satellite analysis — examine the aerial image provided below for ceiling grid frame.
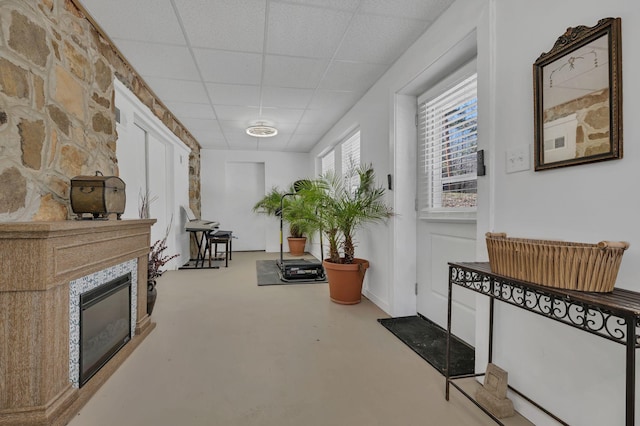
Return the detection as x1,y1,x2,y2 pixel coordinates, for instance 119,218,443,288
78,0,455,152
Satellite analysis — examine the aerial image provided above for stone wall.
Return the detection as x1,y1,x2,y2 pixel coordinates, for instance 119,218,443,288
0,0,201,222
544,88,610,158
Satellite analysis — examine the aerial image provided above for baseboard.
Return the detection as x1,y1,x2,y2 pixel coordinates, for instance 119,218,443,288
362,288,390,314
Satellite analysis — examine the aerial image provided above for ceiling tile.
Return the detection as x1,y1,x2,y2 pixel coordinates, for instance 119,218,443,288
190,128,226,145
195,49,262,85
269,122,298,134
299,109,344,125
181,120,225,148
143,77,209,104
263,55,328,89
257,139,292,151
180,117,221,132
115,40,200,80
266,2,352,58
261,87,314,109
335,14,429,64
289,132,323,145
258,107,305,124
214,106,261,123
289,137,323,152
217,120,257,144
225,131,263,144
308,89,362,110
80,0,185,45
295,122,332,136
359,0,453,20
165,101,216,120
229,142,259,151
274,0,361,12
174,0,266,52
200,140,230,150
206,83,261,107
320,61,388,92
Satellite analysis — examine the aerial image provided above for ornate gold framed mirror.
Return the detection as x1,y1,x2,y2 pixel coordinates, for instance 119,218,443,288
533,17,622,171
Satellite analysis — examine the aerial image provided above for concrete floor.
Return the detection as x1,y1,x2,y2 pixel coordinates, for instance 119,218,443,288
68,251,521,426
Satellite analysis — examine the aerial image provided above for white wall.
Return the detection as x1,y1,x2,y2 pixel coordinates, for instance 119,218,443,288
487,1,640,425
200,149,313,253
310,0,489,316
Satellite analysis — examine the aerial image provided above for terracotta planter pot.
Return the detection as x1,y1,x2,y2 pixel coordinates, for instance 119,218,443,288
323,258,370,305
287,237,307,256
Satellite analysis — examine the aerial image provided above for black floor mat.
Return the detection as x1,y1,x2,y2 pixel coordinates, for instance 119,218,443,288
378,315,474,376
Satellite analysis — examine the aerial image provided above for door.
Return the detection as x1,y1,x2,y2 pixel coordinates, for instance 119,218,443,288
224,162,265,251
415,65,478,346
416,222,476,345
147,133,169,245
116,124,147,219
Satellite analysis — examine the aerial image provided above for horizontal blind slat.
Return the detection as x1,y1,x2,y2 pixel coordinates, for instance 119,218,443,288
417,73,478,212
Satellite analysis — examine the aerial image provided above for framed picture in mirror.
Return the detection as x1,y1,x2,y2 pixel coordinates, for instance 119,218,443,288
533,17,622,171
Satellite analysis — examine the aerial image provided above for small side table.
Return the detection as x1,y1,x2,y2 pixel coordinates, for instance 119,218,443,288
207,230,233,267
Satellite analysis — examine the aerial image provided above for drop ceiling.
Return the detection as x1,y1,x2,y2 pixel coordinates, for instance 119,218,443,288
77,0,454,152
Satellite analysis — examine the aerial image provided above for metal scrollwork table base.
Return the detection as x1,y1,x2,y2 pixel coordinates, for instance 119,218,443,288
446,262,640,426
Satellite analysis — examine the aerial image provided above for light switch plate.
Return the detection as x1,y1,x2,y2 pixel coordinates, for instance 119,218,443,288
505,146,530,173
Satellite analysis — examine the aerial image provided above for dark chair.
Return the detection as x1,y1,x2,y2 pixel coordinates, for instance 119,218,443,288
207,231,233,267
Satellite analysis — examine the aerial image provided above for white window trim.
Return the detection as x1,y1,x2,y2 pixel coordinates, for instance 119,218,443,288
421,209,477,223
417,60,477,222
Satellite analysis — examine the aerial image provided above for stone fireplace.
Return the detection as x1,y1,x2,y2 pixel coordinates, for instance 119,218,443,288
0,219,155,426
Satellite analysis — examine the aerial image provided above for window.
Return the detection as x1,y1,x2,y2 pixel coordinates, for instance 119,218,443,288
321,150,335,175
341,131,360,191
318,130,360,188
543,113,577,163
341,131,360,174
418,69,477,218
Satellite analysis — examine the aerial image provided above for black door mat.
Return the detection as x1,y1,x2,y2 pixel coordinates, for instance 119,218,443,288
378,315,474,377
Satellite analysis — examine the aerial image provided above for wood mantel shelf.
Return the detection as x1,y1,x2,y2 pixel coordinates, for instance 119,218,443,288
0,219,156,426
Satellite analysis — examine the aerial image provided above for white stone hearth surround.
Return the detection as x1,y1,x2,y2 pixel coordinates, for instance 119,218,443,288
69,259,138,388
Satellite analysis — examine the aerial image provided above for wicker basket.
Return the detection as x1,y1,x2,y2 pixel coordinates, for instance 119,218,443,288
485,232,629,292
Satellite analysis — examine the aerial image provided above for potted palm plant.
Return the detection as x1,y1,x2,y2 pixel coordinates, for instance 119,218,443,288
301,164,393,304
253,184,318,256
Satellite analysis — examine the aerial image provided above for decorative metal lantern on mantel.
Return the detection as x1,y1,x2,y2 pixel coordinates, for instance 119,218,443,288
70,171,126,220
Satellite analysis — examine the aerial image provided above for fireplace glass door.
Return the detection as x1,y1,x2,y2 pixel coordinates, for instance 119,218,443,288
79,273,132,386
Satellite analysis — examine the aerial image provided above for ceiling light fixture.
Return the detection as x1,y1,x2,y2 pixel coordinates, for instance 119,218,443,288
246,123,278,138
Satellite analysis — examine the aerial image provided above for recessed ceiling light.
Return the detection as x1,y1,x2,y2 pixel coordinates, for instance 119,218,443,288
246,124,278,138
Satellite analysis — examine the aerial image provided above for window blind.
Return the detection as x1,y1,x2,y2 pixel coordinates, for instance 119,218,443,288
341,131,360,190
321,150,335,175
341,132,360,172
418,73,477,213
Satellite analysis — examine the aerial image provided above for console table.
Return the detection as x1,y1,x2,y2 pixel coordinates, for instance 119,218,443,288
446,261,640,426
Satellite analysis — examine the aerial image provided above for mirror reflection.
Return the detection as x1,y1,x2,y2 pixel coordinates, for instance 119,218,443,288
542,35,609,163
533,17,621,171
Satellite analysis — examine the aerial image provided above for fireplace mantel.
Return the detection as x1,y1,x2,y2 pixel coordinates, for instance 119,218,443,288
0,220,156,426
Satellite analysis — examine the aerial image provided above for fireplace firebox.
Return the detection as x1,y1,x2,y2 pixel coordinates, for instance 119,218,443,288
79,273,132,386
